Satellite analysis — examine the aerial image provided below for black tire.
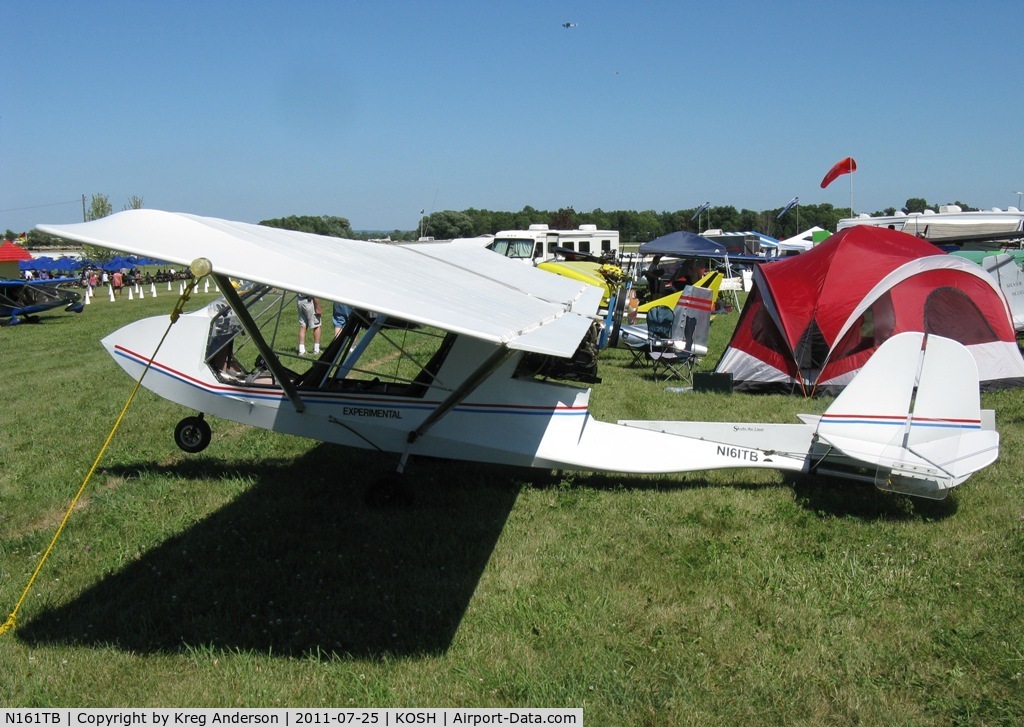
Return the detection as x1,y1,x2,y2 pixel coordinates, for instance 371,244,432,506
174,415,212,453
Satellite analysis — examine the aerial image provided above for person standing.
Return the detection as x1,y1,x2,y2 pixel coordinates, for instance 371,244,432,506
332,301,352,339
297,294,322,355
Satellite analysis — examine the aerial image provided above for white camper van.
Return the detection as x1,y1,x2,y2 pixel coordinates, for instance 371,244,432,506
487,224,620,263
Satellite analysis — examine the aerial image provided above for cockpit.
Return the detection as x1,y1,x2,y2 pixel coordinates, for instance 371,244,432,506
202,284,456,398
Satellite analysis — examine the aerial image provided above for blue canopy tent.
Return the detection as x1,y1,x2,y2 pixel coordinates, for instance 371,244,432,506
18,256,82,277
101,255,136,271
638,231,741,307
54,256,86,271
640,230,769,263
75,254,169,269
19,256,56,271
639,231,727,257
131,255,169,267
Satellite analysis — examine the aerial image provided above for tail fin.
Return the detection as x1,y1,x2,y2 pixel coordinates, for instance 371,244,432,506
636,270,724,314
671,284,713,354
814,333,999,498
983,253,1024,331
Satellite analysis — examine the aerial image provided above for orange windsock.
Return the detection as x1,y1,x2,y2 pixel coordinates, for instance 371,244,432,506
820,157,857,188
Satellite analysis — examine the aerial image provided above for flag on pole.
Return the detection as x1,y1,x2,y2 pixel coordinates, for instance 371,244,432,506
690,201,710,221
820,157,857,188
776,197,799,219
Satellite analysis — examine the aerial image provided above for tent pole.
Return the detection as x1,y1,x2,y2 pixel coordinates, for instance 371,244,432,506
724,254,740,311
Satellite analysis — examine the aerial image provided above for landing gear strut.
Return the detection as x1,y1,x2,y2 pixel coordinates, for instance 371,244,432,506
174,414,212,453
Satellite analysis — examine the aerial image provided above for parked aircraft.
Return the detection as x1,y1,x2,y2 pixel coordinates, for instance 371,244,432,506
983,253,1024,332
39,210,1000,501
0,278,84,324
1,239,84,323
636,269,723,314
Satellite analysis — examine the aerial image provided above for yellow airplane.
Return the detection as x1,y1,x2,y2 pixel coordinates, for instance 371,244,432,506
536,261,723,315
536,259,620,308
636,270,723,314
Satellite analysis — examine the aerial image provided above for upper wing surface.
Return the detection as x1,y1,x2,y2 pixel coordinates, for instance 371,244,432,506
39,210,603,357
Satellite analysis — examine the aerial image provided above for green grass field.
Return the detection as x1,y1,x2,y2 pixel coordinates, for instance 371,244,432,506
1,286,1023,723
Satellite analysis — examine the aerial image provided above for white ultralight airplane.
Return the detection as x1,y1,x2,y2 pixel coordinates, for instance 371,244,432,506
40,210,1000,501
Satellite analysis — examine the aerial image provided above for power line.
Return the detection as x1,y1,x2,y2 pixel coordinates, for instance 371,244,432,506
0,198,81,213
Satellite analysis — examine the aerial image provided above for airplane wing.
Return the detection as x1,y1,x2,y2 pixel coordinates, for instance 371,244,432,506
39,210,603,358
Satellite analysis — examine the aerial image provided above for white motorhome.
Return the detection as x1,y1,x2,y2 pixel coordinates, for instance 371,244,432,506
487,224,620,263
837,206,1024,242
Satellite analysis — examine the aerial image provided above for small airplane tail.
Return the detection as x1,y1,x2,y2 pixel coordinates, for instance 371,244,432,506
637,270,723,314
670,284,713,355
983,253,1024,331
807,332,999,499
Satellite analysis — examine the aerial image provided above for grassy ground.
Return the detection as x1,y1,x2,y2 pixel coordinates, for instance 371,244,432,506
1,287,1023,723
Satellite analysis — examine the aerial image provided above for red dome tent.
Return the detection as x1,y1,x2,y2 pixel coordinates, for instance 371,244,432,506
715,225,1024,394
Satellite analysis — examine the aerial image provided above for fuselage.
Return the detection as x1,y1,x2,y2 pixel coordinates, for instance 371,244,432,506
101,307,812,476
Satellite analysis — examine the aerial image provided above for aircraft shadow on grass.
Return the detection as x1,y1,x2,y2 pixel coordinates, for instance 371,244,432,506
19,445,524,659
786,474,958,521
18,443,954,658
572,469,957,521
16,446,737,660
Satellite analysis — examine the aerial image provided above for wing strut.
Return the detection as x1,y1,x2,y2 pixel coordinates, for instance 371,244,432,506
214,274,306,413
397,346,515,473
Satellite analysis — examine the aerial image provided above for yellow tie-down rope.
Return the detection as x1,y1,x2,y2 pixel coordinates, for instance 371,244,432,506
1,260,212,636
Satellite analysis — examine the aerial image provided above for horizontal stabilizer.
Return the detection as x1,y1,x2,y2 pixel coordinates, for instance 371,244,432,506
818,429,998,488
907,430,1000,480
817,433,949,485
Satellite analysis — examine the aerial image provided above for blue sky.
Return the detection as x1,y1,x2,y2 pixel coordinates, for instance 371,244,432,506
3,0,1023,234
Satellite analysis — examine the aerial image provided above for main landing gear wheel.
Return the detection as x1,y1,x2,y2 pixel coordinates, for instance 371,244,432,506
174,414,212,453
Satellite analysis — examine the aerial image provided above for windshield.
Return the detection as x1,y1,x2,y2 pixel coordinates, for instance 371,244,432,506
488,238,535,260
203,284,455,398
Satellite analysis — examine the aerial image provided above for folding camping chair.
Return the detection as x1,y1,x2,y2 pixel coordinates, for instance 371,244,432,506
643,305,686,381
620,324,650,367
644,304,704,382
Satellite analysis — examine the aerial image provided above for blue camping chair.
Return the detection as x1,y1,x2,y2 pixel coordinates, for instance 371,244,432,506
644,305,700,382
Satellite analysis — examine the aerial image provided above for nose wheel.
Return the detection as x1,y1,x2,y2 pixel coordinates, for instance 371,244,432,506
174,414,212,453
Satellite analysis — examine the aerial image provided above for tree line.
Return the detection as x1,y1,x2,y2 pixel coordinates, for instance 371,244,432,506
13,195,983,250
407,198,981,243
